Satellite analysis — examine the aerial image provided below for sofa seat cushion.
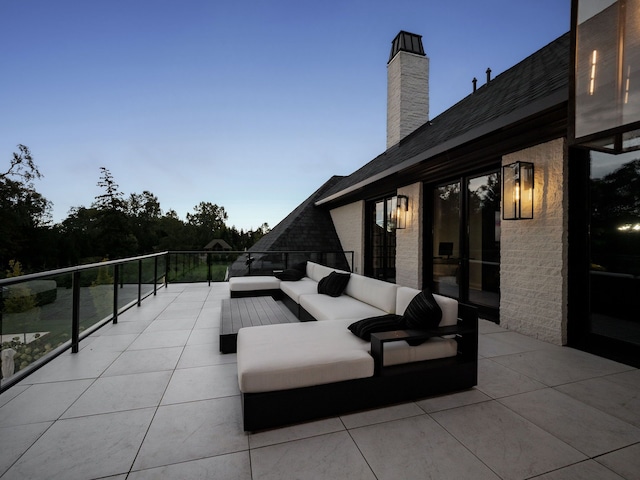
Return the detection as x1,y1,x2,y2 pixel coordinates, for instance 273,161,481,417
299,293,387,321
229,276,281,292
280,277,318,303
380,337,458,366
237,320,374,393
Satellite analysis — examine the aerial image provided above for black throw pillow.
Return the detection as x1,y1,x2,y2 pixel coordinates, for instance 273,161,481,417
317,271,350,297
401,290,442,330
348,314,403,341
292,261,307,274
275,269,304,281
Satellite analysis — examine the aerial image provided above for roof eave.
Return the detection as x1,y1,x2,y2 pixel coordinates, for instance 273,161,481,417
315,88,568,207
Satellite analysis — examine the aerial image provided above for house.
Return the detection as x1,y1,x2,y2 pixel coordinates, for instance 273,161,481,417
252,26,640,367
204,239,232,251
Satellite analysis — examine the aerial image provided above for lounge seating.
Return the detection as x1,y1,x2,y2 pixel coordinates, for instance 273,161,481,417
232,262,478,431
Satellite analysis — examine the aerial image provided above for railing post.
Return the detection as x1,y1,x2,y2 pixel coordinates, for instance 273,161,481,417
72,271,81,353
154,256,158,295
113,264,119,324
137,259,142,307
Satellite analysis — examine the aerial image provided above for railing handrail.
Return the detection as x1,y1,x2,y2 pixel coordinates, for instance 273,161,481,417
0,251,169,287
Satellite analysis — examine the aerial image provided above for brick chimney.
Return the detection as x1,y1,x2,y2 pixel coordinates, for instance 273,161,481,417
387,31,429,149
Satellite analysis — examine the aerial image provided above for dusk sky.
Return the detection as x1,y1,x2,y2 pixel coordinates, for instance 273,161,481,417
1,0,570,231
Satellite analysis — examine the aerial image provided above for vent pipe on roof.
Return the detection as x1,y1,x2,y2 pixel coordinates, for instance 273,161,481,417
486,67,492,84
472,77,477,93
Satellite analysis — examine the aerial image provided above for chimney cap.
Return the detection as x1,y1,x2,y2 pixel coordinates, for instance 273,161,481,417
389,31,425,63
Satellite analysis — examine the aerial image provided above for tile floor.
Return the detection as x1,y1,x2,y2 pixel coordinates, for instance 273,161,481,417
1,282,639,480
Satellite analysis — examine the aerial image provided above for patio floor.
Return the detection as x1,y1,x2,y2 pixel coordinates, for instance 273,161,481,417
1,282,639,480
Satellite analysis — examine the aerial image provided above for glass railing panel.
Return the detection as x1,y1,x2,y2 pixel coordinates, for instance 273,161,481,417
140,257,156,299
81,264,115,332
1,272,73,386
117,261,140,311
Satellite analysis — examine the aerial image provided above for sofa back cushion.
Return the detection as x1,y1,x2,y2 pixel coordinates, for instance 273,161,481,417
396,287,458,327
344,274,398,314
307,262,337,282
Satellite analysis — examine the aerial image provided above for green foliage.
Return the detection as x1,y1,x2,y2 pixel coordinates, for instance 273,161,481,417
3,260,38,314
2,151,271,271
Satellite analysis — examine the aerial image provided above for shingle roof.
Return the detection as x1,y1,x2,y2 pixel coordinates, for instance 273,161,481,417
249,175,346,253
317,33,570,204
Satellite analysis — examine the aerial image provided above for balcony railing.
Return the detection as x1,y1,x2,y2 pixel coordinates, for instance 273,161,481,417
0,250,353,392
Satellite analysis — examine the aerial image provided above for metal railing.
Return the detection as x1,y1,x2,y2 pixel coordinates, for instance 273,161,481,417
0,250,353,392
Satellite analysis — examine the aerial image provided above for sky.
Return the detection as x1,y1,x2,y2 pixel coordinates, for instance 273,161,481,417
1,0,570,231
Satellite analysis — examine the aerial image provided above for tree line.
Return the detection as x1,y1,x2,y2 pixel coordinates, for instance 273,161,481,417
1,145,269,275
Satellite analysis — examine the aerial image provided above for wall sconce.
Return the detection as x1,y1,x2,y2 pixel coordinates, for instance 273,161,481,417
502,162,534,220
395,195,409,229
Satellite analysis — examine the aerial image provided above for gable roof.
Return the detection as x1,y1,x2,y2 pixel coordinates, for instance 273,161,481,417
249,175,347,254
316,32,570,206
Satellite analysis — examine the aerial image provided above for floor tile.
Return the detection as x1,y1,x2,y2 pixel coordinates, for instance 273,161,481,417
556,375,640,427
499,388,640,457
0,422,52,476
350,415,500,480
77,333,138,352
431,401,586,480
0,380,93,427
477,358,546,398
161,363,239,404
187,327,217,345
596,443,640,480
102,346,183,376
143,317,197,332
531,460,627,480
1,408,155,480
249,417,345,449
340,401,423,429
490,348,633,386
61,371,172,418
23,350,121,383
127,330,191,350
128,451,252,480
177,343,235,368
416,388,491,413
251,431,375,480
132,397,247,471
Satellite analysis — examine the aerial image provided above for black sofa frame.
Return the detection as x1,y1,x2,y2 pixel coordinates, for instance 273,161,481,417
241,303,478,431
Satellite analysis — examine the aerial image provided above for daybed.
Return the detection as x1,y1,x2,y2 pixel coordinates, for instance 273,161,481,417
232,262,478,431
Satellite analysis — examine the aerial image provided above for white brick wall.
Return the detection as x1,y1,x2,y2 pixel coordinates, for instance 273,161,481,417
396,183,423,289
330,201,365,274
500,138,568,344
387,51,429,148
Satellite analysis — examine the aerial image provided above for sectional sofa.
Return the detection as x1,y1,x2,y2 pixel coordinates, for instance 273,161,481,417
229,261,478,431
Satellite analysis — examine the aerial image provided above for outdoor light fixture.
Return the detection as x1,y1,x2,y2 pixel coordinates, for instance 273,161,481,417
395,195,409,229
502,162,534,220
571,0,640,153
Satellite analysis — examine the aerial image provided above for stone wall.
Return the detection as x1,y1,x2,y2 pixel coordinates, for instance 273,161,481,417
396,183,423,289
500,138,568,344
330,201,365,274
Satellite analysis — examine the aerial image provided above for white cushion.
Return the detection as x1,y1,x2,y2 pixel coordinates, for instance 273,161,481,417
396,286,421,315
307,262,337,282
380,337,458,366
237,320,374,393
279,277,318,303
229,276,280,291
345,275,398,313
300,293,387,321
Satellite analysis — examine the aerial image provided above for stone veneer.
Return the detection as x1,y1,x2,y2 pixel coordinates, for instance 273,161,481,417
387,51,429,148
396,183,423,289
330,201,365,275
500,138,568,345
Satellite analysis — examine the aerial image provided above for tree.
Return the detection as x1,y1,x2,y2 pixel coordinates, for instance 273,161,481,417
186,202,228,248
0,145,52,272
